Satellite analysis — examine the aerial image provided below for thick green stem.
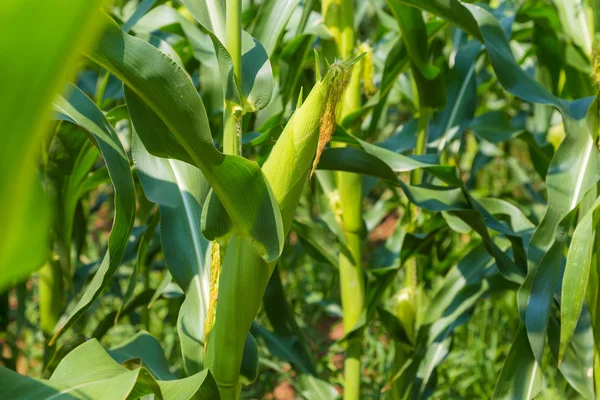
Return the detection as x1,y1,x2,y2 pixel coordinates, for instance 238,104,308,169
338,222,365,400
406,104,429,290
322,0,355,58
223,108,242,156
223,0,242,156
208,2,244,397
39,260,63,337
204,237,269,400
226,0,242,94
344,337,362,397
336,101,364,400
323,1,365,398
411,106,430,186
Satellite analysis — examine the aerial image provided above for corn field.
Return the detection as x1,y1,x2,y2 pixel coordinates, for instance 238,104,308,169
2,0,600,398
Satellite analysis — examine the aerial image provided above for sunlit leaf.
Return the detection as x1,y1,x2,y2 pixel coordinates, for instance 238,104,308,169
0,0,105,292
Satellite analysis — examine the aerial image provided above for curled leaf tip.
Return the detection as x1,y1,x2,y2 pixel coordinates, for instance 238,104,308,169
296,87,304,109
314,49,322,81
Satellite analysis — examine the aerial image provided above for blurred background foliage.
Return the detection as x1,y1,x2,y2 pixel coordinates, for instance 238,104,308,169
2,0,600,398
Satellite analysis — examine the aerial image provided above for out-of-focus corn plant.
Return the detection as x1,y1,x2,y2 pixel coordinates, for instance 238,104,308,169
2,0,600,399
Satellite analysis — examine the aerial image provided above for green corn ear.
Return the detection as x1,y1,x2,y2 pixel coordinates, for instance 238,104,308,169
393,287,417,344
262,55,361,231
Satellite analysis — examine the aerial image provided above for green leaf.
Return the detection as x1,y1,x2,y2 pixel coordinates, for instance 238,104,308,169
257,266,316,374
91,289,155,341
239,332,259,384
560,194,600,362
292,217,350,268
251,322,315,375
431,40,479,150
395,0,483,42
387,1,445,109
109,330,177,381
0,0,105,292
377,307,412,345
423,244,493,326
87,13,284,262
469,111,525,145
180,0,226,43
118,210,160,321
181,0,273,112
525,97,599,364
0,362,139,399
297,375,340,400
122,0,158,33
148,272,173,309
1,339,220,399
42,333,87,379
550,0,593,55
323,128,528,283
250,0,303,55
50,84,136,344
549,312,595,399
131,4,214,65
398,0,594,118
132,129,211,375
45,123,100,280
367,19,445,133
159,371,220,400
4,340,142,399
493,324,543,400
386,2,439,80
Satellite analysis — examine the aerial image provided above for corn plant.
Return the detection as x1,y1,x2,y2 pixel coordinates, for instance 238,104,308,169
2,0,600,399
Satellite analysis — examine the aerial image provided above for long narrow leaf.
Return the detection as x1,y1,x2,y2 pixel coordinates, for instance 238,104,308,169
50,84,136,344
561,194,600,362
0,0,105,291
132,130,211,375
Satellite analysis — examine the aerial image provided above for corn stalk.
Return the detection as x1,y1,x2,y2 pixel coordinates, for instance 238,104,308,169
322,0,366,398
223,0,243,156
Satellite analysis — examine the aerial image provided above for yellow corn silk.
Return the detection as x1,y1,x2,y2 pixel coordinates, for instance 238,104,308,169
593,38,600,89
359,42,376,96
